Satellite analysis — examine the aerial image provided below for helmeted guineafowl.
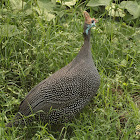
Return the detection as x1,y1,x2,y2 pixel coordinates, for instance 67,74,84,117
6,11,100,127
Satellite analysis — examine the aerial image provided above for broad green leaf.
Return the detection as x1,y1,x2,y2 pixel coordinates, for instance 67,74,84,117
120,59,127,67
10,0,26,10
24,9,33,16
106,3,125,17
63,0,77,7
0,24,20,37
56,0,77,7
34,7,55,21
34,0,55,21
119,1,140,19
37,0,54,11
87,0,111,7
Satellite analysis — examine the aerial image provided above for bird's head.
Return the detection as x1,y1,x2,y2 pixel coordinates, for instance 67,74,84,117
83,11,98,35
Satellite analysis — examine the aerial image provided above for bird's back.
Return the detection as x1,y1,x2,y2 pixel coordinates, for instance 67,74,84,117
18,47,100,124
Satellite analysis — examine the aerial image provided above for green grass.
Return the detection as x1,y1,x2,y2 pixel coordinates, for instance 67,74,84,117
0,3,140,140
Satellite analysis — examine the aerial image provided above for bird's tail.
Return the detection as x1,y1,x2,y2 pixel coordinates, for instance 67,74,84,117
6,112,27,127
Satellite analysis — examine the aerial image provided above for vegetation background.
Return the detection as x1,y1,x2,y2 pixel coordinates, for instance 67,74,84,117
0,0,140,139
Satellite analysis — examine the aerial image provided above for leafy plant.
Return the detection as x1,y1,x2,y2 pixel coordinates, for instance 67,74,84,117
87,0,140,19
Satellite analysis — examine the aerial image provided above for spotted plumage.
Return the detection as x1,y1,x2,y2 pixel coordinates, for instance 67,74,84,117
6,11,100,127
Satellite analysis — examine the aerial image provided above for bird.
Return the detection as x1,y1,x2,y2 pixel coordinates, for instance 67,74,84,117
6,11,100,127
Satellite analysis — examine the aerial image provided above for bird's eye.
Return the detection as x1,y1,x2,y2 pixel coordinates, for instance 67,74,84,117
91,20,94,23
